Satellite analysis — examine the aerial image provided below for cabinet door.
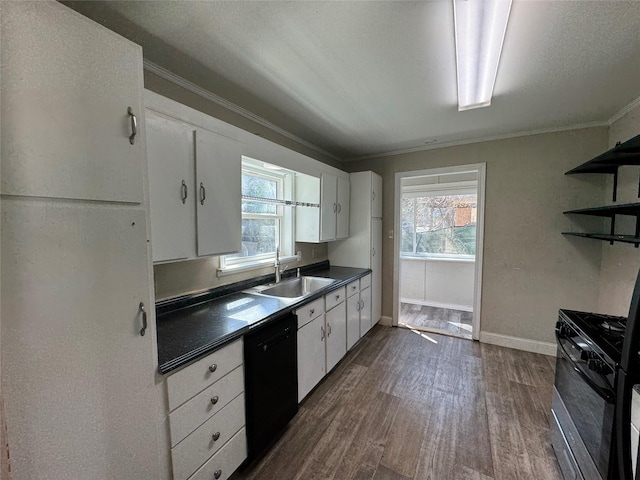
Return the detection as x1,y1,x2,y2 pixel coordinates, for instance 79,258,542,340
1,1,145,203
1,201,161,479
297,315,326,402
360,286,373,337
346,294,361,350
147,111,195,262
372,218,383,324
372,173,383,218
325,302,347,373
195,129,242,256
320,173,337,241
336,177,350,239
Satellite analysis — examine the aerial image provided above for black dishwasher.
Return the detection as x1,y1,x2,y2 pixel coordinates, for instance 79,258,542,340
244,312,298,461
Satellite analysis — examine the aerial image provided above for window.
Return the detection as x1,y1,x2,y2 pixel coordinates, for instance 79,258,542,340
220,159,293,271
401,193,477,258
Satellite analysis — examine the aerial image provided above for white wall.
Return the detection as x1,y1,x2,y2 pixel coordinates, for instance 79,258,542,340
598,103,640,315
400,257,474,311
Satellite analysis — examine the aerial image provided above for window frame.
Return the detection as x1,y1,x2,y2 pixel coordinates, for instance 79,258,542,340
400,182,477,261
219,159,295,273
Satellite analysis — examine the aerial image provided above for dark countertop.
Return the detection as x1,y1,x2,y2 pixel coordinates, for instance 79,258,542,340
156,264,370,374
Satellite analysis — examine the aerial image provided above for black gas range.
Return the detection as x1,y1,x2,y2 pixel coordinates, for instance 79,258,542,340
552,309,628,480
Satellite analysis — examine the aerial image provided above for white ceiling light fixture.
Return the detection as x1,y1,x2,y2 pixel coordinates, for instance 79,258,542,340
453,0,513,111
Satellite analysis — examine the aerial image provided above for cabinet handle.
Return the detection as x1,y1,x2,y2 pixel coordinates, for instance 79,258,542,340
333,202,337,213
327,323,332,336
200,182,206,205
337,203,342,213
372,247,375,257
181,180,188,204
360,299,365,310
139,302,147,336
210,395,219,405
372,190,376,202
212,431,221,441
356,300,361,312
209,363,217,373
127,107,137,145
214,470,222,479
335,294,340,301
321,326,325,340
309,308,315,316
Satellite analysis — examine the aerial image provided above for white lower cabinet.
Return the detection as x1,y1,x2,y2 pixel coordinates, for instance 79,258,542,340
296,286,355,402
297,313,327,402
325,299,347,373
166,340,246,480
346,275,373,348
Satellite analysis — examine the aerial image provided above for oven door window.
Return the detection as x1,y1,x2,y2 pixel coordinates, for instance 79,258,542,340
555,345,615,479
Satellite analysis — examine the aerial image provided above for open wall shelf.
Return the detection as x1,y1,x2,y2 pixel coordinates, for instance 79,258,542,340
565,134,640,202
562,201,640,247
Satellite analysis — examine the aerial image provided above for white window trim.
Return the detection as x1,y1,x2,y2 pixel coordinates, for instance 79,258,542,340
218,159,295,274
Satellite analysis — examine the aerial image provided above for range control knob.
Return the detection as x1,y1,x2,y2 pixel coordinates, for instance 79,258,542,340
587,358,610,374
556,323,572,338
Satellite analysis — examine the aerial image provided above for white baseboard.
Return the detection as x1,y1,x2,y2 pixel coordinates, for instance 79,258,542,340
479,332,557,357
379,315,393,327
400,298,473,313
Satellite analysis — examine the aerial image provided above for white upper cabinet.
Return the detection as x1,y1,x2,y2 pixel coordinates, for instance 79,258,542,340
145,96,242,262
1,1,145,203
146,112,195,262
297,172,350,243
320,173,339,241
372,173,383,218
336,176,350,239
195,129,242,257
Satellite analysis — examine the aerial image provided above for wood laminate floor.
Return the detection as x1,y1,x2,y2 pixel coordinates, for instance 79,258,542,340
234,325,562,480
399,303,473,340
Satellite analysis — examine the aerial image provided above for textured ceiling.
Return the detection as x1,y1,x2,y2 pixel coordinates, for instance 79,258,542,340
65,1,640,161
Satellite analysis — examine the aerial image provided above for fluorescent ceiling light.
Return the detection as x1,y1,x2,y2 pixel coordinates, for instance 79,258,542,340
453,0,512,111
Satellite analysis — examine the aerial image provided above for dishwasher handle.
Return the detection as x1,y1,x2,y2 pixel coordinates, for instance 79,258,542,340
258,326,293,352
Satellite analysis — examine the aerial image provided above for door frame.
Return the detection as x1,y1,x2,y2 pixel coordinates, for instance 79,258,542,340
392,163,486,341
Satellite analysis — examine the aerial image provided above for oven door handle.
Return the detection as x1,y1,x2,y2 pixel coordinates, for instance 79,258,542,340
556,332,615,404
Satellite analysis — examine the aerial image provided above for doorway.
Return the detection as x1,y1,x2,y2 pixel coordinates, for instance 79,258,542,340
393,164,486,341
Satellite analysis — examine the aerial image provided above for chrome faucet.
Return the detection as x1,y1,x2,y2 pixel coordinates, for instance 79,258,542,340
274,247,288,283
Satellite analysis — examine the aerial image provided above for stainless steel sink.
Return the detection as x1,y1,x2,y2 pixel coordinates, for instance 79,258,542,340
247,276,336,300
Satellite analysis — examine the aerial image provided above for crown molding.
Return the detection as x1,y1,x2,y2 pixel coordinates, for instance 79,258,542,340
608,94,640,125
143,60,340,162
343,121,608,162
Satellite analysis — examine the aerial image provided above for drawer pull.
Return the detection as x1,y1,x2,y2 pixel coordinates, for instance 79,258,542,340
335,294,340,300
209,364,217,373
210,395,219,405
214,470,222,479
309,308,315,316
212,431,221,441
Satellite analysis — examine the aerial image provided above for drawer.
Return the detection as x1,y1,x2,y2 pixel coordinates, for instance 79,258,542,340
171,393,245,480
325,286,346,311
346,280,359,298
360,274,371,289
167,338,243,411
170,366,244,447
295,297,324,328
187,427,247,480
